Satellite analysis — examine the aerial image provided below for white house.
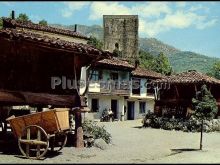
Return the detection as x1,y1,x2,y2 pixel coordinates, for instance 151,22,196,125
80,57,163,121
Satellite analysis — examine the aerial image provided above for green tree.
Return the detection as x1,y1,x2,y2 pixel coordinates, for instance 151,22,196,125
17,13,29,22
87,36,103,50
39,19,47,26
139,49,155,69
0,17,2,29
138,50,172,75
152,52,172,75
192,84,218,150
208,61,220,79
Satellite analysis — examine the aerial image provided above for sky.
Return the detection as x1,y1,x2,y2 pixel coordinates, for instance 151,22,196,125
0,1,220,58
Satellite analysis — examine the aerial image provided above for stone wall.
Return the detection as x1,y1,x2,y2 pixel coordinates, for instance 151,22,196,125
103,15,139,64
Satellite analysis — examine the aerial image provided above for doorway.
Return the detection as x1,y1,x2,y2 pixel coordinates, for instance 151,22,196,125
127,101,135,120
111,99,118,119
91,99,99,112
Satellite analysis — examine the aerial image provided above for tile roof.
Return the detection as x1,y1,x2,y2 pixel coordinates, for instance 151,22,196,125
0,28,111,58
131,67,163,79
2,18,89,40
154,70,220,84
95,57,135,69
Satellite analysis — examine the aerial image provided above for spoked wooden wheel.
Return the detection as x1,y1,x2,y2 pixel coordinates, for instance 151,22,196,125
49,132,67,152
18,125,49,159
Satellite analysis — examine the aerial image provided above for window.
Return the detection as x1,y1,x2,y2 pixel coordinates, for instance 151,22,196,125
146,79,154,96
110,72,118,80
147,87,155,96
89,70,99,81
139,102,146,114
91,99,99,112
110,72,119,90
132,78,141,95
115,43,119,49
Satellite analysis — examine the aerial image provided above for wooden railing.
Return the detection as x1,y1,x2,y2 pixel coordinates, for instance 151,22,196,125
100,81,130,95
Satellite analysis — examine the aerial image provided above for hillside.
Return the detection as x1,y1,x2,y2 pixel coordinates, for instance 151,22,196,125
139,38,181,56
50,23,219,74
169,51,219,73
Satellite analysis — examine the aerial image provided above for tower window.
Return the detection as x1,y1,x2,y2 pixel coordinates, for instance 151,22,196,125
115,43,119,49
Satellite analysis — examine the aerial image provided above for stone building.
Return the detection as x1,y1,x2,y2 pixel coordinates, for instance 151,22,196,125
103,15,139,64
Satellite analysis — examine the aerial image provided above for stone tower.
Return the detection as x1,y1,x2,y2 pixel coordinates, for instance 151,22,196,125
103,15,139,64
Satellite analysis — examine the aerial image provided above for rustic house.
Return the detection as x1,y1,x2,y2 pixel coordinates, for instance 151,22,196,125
153,70,220,118
0,16,111,147
80,57,163,121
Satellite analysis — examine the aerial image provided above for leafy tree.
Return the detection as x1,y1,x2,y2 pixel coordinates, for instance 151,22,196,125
87,36,103,50
139,49,155,69
39,19,47,26
207,61,220,79
192,84,218,150
154,52,172,75
0,17,2,29
138,50,172,75
17,13,29,22
151,52,172,75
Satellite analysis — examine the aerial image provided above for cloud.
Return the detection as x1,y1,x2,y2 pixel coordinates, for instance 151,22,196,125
61,10,72,18
189,4,210,13
89,2,131,20
61,2,90,18
139,10,218,37
29,15,43,23
0,2,14,6
89,2,217,37
89,2,171,20
196,18,218,29
60,2,217,37
131,2,172,18
175,2,187,8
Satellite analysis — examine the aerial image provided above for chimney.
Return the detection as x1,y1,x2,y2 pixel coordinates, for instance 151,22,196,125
74,24,77,32
11,10,15,19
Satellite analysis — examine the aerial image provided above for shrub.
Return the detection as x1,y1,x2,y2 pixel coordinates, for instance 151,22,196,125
82,120,112,144
142,111,220,133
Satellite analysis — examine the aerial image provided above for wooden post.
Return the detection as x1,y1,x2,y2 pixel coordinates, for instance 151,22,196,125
75,109,84,148
174,85,179,98
200,119,203,150
195,84,198,93
209,84,212,91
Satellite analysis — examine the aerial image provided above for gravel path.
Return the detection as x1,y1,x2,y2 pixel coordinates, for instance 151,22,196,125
0,119,220,163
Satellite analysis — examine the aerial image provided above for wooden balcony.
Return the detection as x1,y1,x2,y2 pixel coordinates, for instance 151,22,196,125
100,81,130,96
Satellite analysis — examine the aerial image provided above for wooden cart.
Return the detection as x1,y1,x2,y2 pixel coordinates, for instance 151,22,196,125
6,109,70,159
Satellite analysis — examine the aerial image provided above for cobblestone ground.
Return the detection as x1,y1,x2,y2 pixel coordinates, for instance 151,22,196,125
0,119,220,163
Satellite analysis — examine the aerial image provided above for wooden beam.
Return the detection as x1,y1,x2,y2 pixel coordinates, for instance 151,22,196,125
174,85,179,98
19,139,47,146
74,109,84,148
195,84,198,92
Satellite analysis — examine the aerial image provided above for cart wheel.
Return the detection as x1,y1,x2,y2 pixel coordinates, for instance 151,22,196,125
49,132,67,152
18,125,49,159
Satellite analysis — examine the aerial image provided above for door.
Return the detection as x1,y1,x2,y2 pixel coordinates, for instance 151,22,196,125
111,99,118,119
127,101,135,120
91,99,99,112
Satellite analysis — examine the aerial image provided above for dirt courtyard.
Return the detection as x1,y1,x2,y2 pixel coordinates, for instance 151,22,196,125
0,119,220,163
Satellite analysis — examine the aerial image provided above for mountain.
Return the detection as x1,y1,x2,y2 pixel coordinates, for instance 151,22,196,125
139,38,181,56
50,24,103,40
50,23,219,74
169,51,219,73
